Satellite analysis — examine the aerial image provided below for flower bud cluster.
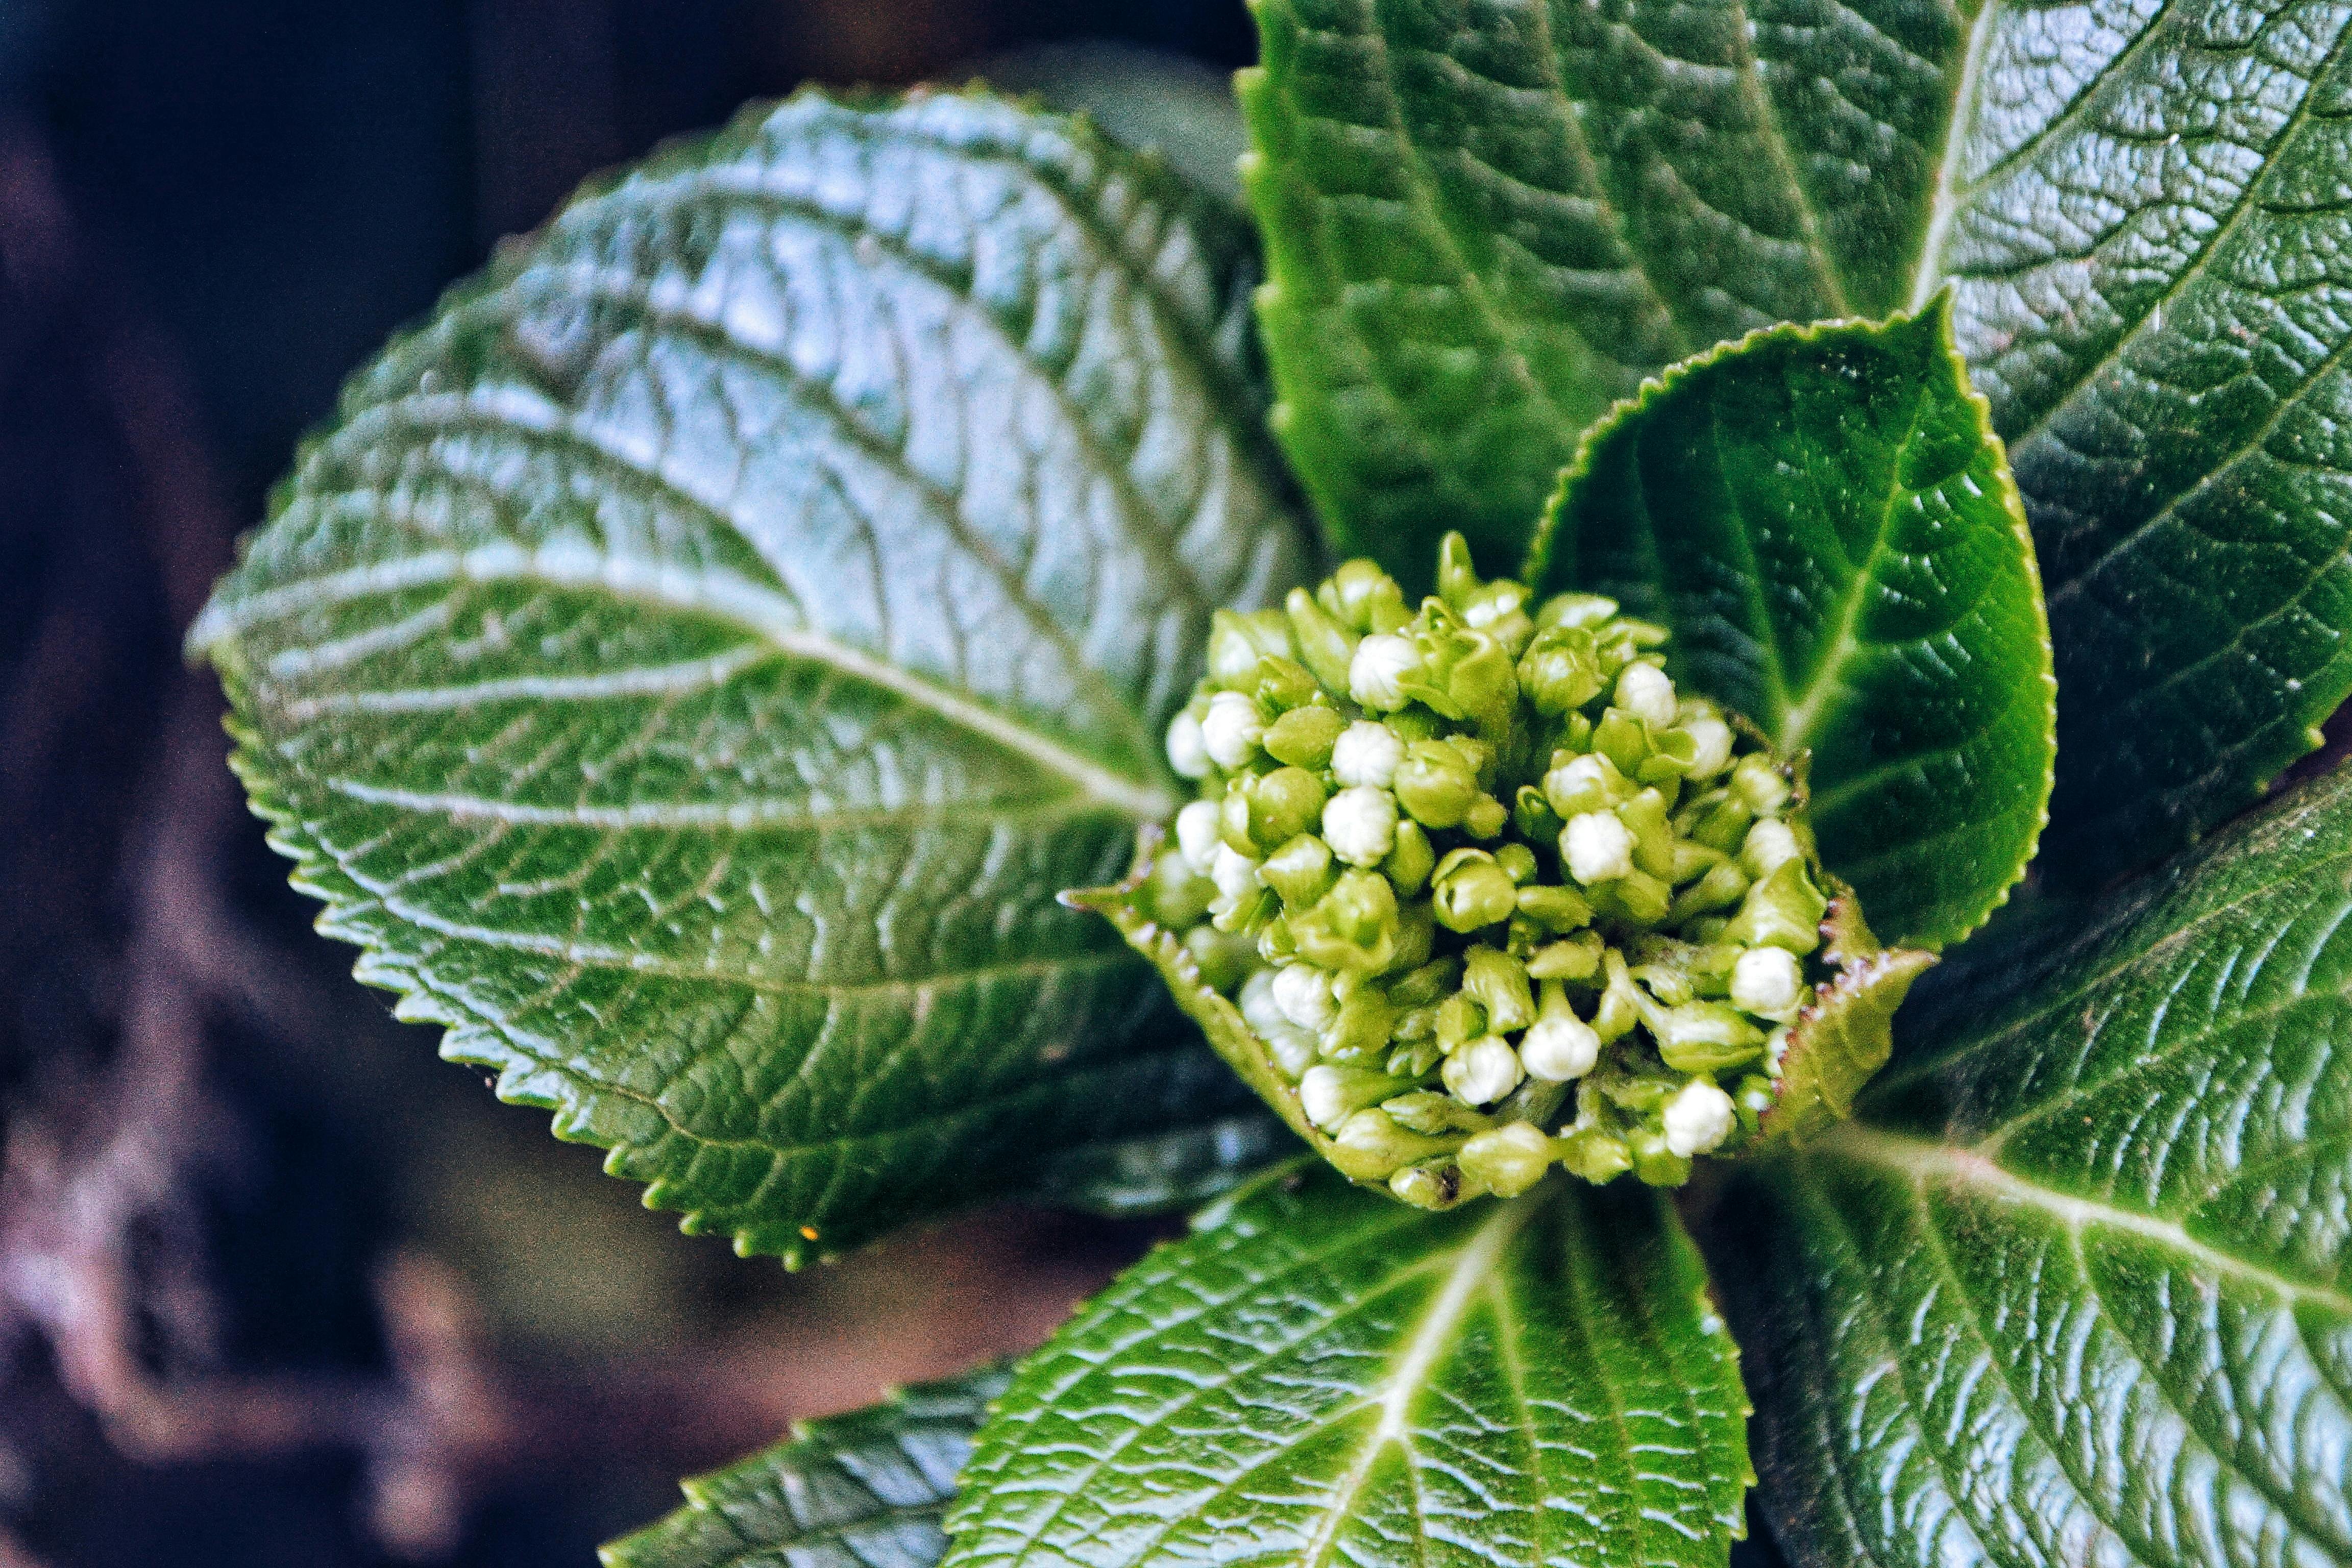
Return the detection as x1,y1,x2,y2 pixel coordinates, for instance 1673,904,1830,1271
1143,536,1830,1205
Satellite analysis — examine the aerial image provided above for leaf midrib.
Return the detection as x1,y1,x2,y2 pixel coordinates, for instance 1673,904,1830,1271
1817,1123,2352,1314
1297,1189,1541,1568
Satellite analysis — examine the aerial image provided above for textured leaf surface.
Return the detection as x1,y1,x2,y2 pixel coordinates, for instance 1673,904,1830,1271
1239,0,1974,580
1724,764,2352,1568
943,1164,1750,1568
602,1366,1008,1568
1924,0,2352,884
191,90,1311,1264
1532,308,2053,951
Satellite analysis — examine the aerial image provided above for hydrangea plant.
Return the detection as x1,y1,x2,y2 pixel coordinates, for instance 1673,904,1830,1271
191,11,2350,1568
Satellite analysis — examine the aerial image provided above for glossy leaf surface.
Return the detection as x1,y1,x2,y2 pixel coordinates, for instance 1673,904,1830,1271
191,90,1311,1264
1928,0,2352,883
1532,308,2054,951
1239,0,1972,581
944,1164,1751,1568
1725,764,2352,1568
602,1367,1008,1568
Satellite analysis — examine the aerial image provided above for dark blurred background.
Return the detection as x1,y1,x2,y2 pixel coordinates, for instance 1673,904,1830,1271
0,4,1252,1563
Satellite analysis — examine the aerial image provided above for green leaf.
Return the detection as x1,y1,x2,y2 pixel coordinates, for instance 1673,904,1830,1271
1239,0,1974,581
1023,1102,1296,1218
1530,307,2054,951
190,89,1312,1265
942,1164,1752,1568
1722,763,2352,1568
1922,0,2352,885
601,1365,1009,1568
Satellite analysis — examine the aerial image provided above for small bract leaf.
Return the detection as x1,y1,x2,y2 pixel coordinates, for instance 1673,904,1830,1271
601,1366,1008,1568
1722,763,2352,1568
942,1163,1751,1568
191,89,1313,1264
1530,305,2054,952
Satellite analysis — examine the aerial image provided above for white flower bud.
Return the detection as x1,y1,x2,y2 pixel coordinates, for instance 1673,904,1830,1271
1683,715,1733,778
1562,811,1636,885
1322,785,1399,868
1662,1077,1737,1157
1174,799,1223,874
1742,818,1802,878
1273,962,1338,1032
1616,662,1677,727
1299,1065,1352,1131
1165,708,1212,779
1211,843,1261,901
1520,1013,1602,1081
1349,633,1420,710
1442,1037,1524,1107
1237,968,1285,1037
1200,691,1265,770
1730,945,1805,1021
1331,720,1404,789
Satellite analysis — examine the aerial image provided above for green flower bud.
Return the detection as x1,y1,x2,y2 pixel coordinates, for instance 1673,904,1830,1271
1517,626,1607,714
1248,766,1327,848
1597,868,1673,925
1383,1090,1497,1135
1257,912,1298,965
1670,840,1727,883
1291,868,1400,973
1389,899,1436,973
1721,857,1827,955
1527,931,1603,981
1322,979,1398,1062
1388,1161,1460,1210
1211,885,1277,937
1263,702,1345,770
1463,946,1536,1033
1650,1002,1766,1074
1284,587,1361,693
1733,1073,1777,1132
1379,962,1451,1016
1676,787,1750,851
1145,851,1216,927
1384,818,1437,897
1387,1035,1444,1080
1667,859,1750,924
1594,706,1651,775
1328,1108,1458,1182
1208,608,1290,688
1618,788,1678,877
1434,991,1486,1049
1219,787,1255,855
1514,783,1563,844
1627,1124,1694,1188
1732,752,1792,814
1458,1121,1555,1197
1394,740,1478,828
1261,832,1337,906
1463,796,1509,839
1433,632,1518,734
1253,655,1320,713
1494,843,1539,884
1300,1063,1416,1131
1592,951,1643,1044
1182,924,1252,994
1555,1124,1632,1184
1431,849,1519,932
1321,558,1411,634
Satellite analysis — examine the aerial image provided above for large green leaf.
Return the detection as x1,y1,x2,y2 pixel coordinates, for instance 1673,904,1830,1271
1248,0,2352,885
1926,0,2352,886
1239,0,1974,580
942,1164,1751,1568
190,89,1312,1265
602,1366,1009,1568
1530,307,2053,950
1721,763,2352,1568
